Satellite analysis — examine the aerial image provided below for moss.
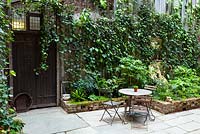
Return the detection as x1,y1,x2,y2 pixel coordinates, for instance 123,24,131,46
68,96,127,105
68,100,92,105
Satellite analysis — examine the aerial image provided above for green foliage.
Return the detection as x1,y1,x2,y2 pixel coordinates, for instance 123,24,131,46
91,0,107,9
22,0,74,73
88,94,108,101
196,65,200,76
0,2,12,69
116,56,148,87
88,94,99,101
96,77,121,97
96,78,109,95
153,82,173,101
8,119,24,134
134,6,199,70
72,73,98,97
71,89,87,102
65,5,200,85
154,66,200,101
22,1,200,87
20,1,200,103
0,1,24,133
99,0,107,9
170,66,200,99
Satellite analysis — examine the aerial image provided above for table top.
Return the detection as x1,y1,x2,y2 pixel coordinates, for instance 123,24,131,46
119,88,152,96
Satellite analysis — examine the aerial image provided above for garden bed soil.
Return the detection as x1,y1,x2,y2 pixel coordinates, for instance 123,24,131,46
61,97,200,114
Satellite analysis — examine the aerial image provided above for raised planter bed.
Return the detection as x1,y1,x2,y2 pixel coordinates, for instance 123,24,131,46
61,97,126,113
61,97,200,114
152,97,200,114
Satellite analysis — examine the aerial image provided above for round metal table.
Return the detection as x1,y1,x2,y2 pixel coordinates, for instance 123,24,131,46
119,88,152,96
119,88,155,124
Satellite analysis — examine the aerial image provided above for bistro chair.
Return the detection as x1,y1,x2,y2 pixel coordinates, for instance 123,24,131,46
100,91,125,125
130,95,155,124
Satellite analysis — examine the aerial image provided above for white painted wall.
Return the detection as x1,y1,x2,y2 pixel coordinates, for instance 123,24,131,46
155,0,166,13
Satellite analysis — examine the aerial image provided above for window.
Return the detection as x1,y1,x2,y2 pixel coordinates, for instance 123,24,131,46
30,16,40,30
11,3,26,31
11,1,41,31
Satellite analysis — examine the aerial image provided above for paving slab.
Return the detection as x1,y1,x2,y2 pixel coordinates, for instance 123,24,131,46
183,114,200,122
148,131,168,134
188,129,200,134
94,123,132,134
174,110,193,117
157,113,179,121
17,107,88,134
147,122,171,132
165,116,193,126
162,126,187,134
188,109,200,115
67,127,98,134
177,121,200,132
17,107,200,134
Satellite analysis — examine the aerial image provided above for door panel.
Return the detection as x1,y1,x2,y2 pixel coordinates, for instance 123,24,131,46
12,32,56,109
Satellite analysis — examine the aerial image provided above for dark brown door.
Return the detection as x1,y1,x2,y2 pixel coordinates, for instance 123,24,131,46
12,31,56,109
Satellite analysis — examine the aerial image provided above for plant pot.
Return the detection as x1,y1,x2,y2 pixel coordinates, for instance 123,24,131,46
62,94,71,101
134,88,138,92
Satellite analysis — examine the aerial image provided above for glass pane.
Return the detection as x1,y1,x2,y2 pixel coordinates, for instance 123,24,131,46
30,16,40,30
11,3,26,31
12,14,26,30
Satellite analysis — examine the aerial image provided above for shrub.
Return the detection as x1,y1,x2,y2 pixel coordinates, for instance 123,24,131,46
72,73,98,97
153,82,173,101
116,56,149,87
170,66,200,99
71,88,87,102
154,66,200,101
88,94,108,101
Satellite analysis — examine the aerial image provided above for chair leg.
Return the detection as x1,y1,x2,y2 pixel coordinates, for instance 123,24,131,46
110,108,117,125
115,107,123,121
144,104,155,124
112,106,125,124
100,105,112,122
144,107,150,124
100,109,106,121
148,107,155,121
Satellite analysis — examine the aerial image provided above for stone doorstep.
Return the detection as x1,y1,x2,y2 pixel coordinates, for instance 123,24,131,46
61,97,200,114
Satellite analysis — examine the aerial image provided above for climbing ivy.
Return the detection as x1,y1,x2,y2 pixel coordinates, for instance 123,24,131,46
66,5,200,82
0,1,24,133
20,0,200,84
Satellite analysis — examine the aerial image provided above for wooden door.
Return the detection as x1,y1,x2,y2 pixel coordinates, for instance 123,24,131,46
12,31,56,109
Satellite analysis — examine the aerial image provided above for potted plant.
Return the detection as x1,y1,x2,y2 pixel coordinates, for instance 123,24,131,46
133,85,138,92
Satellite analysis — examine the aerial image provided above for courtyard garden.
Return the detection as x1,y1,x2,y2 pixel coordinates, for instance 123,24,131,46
62,1,200,105
1,0,200,133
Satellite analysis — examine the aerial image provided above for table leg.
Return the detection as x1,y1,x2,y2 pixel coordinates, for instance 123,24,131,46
124,96,132,115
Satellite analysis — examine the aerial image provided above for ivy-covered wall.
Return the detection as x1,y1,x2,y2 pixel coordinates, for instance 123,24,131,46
0,1,24,133
63,0,114,13
63,5,200,84
17,0,200,98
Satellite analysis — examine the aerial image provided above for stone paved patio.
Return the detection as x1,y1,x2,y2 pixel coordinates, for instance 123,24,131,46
17,107,88,134
17,107,200,134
